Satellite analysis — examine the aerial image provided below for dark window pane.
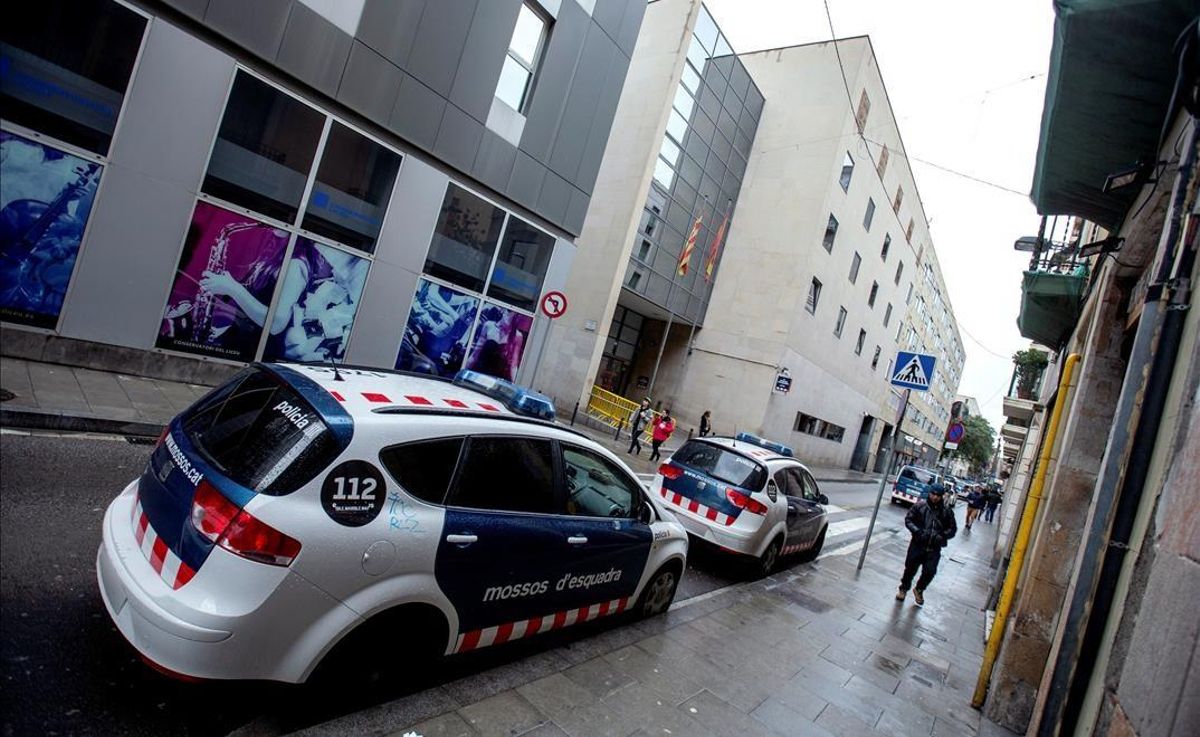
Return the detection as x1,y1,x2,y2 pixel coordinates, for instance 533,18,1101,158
487,217,554,310
301,122,401,253
182,369,341,496
203,72,325,223
424,184,505,293
1,0,147,155
447,437,556,514
379,437,464,504
563,446,639,518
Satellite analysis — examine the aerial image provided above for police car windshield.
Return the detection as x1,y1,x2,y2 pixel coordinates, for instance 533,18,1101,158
672,441,767,490
900,467,937,485
182,369,340,496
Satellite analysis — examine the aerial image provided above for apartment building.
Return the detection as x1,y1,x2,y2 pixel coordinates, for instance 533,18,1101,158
536,0,963,469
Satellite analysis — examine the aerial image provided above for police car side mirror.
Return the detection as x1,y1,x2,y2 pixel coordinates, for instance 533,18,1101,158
637,499,654,524
818,493,829,505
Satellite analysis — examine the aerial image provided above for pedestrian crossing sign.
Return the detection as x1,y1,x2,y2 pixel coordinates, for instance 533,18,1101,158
891,351,936,391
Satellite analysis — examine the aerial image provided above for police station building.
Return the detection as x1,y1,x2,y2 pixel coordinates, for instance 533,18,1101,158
0,0,643,385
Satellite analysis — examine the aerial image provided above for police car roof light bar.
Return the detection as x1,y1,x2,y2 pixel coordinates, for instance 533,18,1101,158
452,370,556,421
734,432,795,457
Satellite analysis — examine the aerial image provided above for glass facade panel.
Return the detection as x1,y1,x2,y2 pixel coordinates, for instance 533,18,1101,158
666,109,688,144
681,62,701,94
660,136,681,166
301,122,401,254
487,216,554,311
652,156,675,188
495,55,531,111
423,184,506,293
694,7,719,52
203,72,325,224
1,0,147,155
673,85,695,119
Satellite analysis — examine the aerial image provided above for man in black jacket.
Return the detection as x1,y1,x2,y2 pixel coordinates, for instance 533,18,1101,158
896,483,957,606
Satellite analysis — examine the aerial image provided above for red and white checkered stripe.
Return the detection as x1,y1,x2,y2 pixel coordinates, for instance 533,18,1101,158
658,486,736,526
782,538,816,556
454,596,630,654
328,390,501,413
131,495,196,590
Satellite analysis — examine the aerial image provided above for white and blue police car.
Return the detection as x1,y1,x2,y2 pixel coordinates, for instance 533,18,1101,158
95,365,688,682
649,433,829,577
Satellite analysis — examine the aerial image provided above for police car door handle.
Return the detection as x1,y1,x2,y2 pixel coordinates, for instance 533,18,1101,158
446,534,478,545
567,536,589,545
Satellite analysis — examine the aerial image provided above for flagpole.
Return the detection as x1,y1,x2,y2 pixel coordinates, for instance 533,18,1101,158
652,197,709,398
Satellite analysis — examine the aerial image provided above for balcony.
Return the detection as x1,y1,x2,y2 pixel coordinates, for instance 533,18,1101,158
1017,247,1088,349
1002,363,1044,422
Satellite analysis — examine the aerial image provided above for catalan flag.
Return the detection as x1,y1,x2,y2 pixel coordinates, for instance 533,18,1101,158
704,210,729,283
678,214,703,276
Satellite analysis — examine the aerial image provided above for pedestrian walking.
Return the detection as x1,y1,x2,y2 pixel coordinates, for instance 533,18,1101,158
699,410,712,437
648,411,676,462
896,484,957,606
627,398,652,456
984,487,1001,523
965,486,985,530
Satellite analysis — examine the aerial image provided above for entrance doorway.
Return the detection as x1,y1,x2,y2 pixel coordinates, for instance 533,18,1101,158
597,306,645,396
850,415,875,471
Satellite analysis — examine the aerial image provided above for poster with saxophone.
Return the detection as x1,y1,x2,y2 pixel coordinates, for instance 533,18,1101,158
0,131,102,328
157,201,289,361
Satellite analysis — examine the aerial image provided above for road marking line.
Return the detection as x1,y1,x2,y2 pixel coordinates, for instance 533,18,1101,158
826,518,871,537
823,503,847,514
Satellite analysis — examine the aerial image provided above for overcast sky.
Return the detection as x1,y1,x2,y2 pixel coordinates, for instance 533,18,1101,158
706,0,1057,432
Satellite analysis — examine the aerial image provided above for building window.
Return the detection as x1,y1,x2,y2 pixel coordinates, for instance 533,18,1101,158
893,185,904,213
203,72,326,224
877,145,889,177
906,283,914,305
896,321,903,341
856,329,866,355
883,302,892,327
626,271,641,289
495,3,550,113
855,90,870,132
906,218,915,242
868,281,879,308
895,260,904,285
652,156,675,188
301,122,403,253
871,346,881,370
806,277,822,313
863,198,875,230
823,214,839,252
839,151,854,191
835,306,847,337
881,234,891,261
637,238,651,261
423,184,506,293
849,252,861,284
487,216,555,311
1,0,148,155
794,412,846,443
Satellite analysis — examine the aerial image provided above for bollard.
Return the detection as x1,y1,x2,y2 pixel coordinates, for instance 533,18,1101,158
688,428,694,440
614,417,624,441
570,401,579,426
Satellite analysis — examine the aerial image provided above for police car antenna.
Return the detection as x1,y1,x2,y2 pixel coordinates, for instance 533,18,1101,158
331,363,344,381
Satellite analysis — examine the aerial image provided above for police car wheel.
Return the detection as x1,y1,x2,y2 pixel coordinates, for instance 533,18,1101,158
755,538,782,579
636,565,679,617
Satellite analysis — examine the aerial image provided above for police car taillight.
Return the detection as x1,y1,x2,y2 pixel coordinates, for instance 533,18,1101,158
190,481,301,567
726,487,768,515
658,463,683,480
452,369,555,420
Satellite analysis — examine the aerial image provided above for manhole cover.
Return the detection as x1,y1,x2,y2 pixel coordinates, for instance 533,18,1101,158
0,389,14,402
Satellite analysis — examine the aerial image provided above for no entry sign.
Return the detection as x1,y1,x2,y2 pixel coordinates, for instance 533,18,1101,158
540,291,568,319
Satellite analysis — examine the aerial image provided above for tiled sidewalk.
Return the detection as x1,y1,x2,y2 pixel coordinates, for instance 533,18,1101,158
291,518,1012,737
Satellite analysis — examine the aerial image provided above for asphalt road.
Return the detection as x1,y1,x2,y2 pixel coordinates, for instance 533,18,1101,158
0,431,912,736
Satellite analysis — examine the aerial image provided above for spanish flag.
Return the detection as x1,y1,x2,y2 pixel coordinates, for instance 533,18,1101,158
678,214,703,276
704,211,729,283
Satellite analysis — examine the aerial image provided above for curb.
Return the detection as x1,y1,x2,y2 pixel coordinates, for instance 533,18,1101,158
0,406,165,438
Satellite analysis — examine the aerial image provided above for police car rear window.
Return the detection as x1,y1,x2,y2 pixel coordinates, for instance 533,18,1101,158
672,441,767,490
182,369,339,496
900,468,937,485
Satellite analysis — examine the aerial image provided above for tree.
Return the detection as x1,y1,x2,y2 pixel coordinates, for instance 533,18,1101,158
955,415,996,474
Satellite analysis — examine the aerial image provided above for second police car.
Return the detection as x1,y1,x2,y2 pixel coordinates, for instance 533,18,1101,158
649,433,829,577
95,365,688,682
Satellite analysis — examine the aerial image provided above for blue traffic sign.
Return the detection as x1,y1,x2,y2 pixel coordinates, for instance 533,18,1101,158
947,421,965,443
891,351,937,391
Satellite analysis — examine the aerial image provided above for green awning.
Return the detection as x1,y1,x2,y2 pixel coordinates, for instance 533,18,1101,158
1030,0,1198,229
